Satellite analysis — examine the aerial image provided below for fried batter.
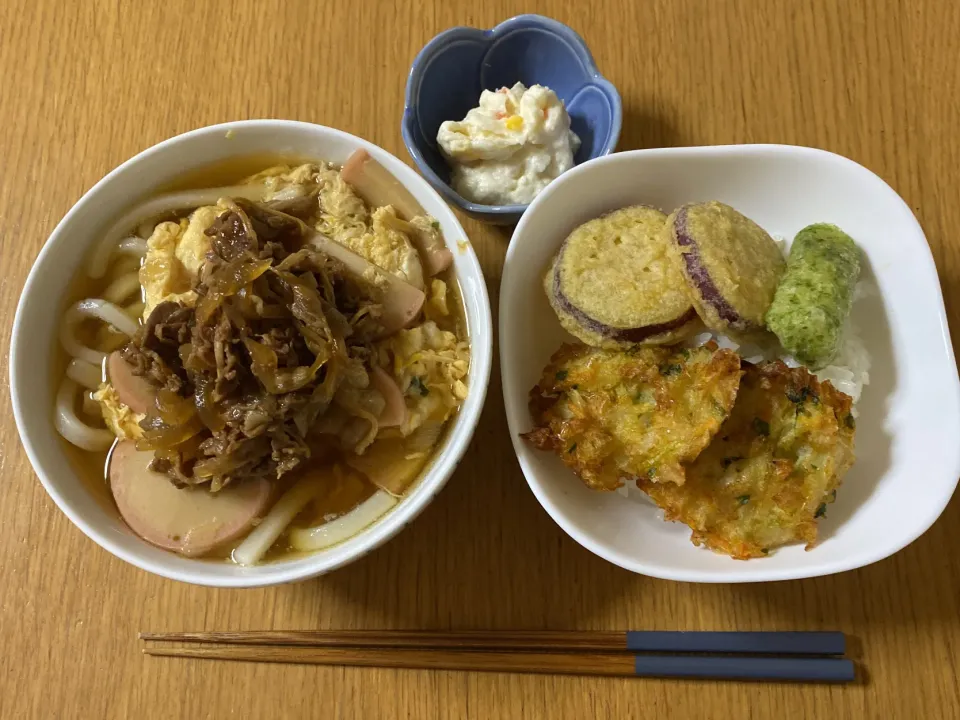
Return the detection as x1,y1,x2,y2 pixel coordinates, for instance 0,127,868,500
639,361,856,559
522,343,742,490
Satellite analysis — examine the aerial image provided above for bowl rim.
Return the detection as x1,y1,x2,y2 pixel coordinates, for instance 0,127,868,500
10,119,493,587
401,13,622,216
500,142,960,583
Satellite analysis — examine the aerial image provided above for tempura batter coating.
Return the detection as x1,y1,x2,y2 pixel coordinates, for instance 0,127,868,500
547,206,701,348
522,343,742,490
666,201,785,336
765,223,861,369
639,361,856,559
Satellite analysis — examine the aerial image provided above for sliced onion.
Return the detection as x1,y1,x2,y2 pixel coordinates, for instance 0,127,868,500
231,475,321,566
243,336,327,394
268,185,308,203
88,185,267,278
337,407,378,455
192,376,225,432
102,272,142,304
60,299,140,364
346,422,443,496
196,257,272,324
66,358,102,390
136,415,203,451
54,377,114,451
406,421,445,452
288,490,397,552
370,366,406,428
347,441,425,496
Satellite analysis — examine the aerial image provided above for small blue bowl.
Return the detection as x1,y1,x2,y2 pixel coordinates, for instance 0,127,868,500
402,14,622,225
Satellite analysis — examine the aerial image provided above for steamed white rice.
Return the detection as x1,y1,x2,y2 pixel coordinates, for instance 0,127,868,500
690,319,871,405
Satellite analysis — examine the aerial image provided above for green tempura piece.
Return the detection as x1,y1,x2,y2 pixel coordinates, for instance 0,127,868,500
765,224,861,368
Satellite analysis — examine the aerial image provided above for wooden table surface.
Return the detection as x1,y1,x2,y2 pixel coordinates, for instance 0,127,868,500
2,1,958,717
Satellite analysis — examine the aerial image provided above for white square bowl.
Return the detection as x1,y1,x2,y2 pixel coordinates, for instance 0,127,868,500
500,144,960,582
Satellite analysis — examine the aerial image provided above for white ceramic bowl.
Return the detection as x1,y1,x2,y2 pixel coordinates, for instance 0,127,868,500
11,120,492,587
501,144,960,583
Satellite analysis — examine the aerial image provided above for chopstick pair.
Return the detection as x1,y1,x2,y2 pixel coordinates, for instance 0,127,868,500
140,630,856,683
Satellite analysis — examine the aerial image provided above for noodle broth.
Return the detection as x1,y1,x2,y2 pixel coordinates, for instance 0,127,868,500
57,154,471,565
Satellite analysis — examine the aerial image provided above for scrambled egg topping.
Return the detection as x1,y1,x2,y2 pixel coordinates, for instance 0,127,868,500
323,205,424,289
102,162,468,443
248,163,335,199
106,205,220,432
93,383,143,440
313,171,425,289
424,278,450,323
316,171,367,239
249,164,427,289
139,206,219,319
378,319,469,436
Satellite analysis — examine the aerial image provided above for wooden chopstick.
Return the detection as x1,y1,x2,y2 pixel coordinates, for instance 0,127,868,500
139,629,846,656
142,645,855,682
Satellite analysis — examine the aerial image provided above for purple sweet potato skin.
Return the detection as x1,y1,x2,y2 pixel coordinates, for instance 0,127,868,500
673,206,749,331
551,264,699,342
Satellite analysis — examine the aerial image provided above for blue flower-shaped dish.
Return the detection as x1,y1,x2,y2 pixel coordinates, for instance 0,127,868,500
402,14,622,224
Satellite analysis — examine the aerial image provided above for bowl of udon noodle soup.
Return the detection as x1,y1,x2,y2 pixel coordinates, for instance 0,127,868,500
11,121,492,586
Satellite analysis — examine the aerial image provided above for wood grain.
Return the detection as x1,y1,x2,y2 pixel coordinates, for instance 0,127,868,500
1,0,958,717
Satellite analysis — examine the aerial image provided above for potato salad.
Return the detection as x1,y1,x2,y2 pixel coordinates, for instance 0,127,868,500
436,83,580,205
